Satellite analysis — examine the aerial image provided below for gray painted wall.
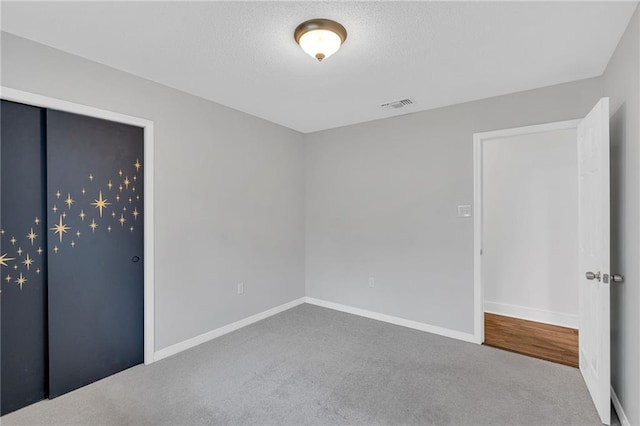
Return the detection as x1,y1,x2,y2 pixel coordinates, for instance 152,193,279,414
604,6,640,425
305,78,602,335
1,32,306,351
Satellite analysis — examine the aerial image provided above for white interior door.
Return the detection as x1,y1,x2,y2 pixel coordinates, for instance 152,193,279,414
578,97,610,425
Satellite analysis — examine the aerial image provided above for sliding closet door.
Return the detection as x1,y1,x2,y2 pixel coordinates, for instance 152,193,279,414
1,101,48,414
46,110,144,397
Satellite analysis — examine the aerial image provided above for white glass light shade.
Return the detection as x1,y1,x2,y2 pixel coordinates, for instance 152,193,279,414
298,29,342,61
294,19,347,62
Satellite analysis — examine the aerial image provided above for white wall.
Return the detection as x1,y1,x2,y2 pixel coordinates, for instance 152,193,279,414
603,5,640,425
482,128,579,328
0,32,306,352
305,78,602,336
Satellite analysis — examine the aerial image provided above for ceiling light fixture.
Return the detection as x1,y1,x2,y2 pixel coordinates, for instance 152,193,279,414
294,19,347,62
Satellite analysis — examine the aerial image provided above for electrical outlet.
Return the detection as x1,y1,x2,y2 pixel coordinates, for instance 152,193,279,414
237,282,244,295
368,277,375,288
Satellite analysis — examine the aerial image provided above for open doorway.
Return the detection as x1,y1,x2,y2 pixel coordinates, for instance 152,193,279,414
473,120,581,368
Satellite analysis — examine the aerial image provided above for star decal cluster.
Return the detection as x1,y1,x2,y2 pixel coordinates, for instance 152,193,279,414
1,215,45,291
1,158,143,291
47,158,143,255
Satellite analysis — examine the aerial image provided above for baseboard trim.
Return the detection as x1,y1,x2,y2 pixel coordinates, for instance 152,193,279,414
305,297,479,344
612,386,631,426
153,297,306,362
484,301,578,329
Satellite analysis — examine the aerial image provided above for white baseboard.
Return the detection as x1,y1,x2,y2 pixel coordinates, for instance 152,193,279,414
611,386,631,426
484,301,578,329
305,297,479,344
153,297,306,362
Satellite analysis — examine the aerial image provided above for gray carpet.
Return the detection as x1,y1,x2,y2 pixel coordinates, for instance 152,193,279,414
2,304,615,425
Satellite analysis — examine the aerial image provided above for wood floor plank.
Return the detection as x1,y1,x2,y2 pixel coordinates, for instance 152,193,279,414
484,313,579,368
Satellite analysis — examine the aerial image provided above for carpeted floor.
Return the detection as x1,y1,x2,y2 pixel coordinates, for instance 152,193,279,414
3,304,616,425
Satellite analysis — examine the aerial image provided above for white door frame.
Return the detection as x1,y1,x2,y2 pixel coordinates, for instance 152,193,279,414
472,119,582,343
1,86,156,365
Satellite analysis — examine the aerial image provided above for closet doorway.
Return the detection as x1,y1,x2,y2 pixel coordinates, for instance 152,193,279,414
0,90,154,415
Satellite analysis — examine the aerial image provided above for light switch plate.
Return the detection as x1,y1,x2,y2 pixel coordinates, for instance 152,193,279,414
457,205,472,217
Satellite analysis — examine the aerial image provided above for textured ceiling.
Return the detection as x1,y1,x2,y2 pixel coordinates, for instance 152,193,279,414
1,1,637,133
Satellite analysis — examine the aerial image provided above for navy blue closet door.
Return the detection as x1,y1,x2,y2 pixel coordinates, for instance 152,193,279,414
0,101,48,415
46,110,144,398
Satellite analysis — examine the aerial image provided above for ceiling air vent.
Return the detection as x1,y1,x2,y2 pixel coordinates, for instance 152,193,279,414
379,98,416,110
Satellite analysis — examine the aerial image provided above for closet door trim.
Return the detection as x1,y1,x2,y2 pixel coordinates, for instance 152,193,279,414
1,86,156,365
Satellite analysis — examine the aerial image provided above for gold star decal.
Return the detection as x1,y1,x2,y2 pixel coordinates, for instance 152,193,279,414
133,176,137,181
89,219,98,232
16,273,26,290
34,217,40,225
65,193,74,209
134,159,142,172
76,230,81,238
4,274,11,283
112,211,117,218
37,247,43,255
108,180,113,190
71,241,76,248
123,207,127,212
36,268,40,275
79,209,86,221
129,197,133,204
51,214,70,243
91,191,111,217
136,195,140,200
13,264,18,270
0,229,4,235
132,187,136,192
124,177,131,189
16,247,23,256
82,188,86,195
107,225,112,232
116,194,121,202
119,185,123,192
56,190,61,199
89,173,94,181
132,208,140,220
27,228,38,245
119,169,123,177
53,246,59,254
0,253,16,267
52,205,58,213
62,212,66,219
119,214,126,227
9,236,17,245
130,226,134,232
22,253,33,270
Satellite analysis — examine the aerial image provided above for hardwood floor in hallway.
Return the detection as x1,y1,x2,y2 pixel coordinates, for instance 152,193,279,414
484,312,579,367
